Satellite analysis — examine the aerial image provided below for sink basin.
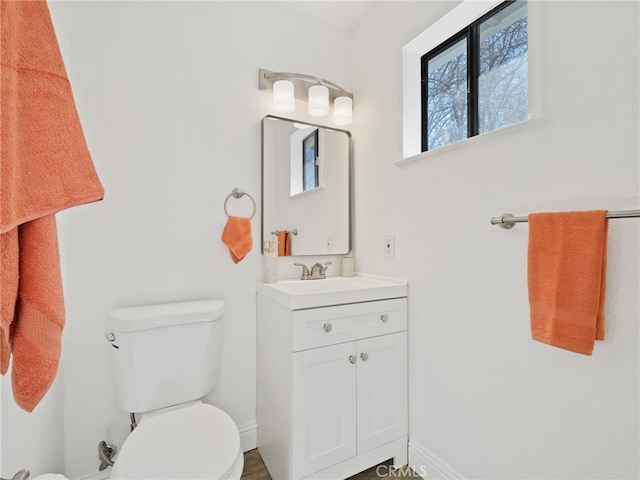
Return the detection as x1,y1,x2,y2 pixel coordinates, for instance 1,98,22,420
256,274,407,309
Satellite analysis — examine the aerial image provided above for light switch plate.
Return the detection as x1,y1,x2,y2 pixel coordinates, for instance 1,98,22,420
384,234,395,258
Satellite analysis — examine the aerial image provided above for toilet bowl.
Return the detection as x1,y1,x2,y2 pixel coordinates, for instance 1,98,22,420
106,300,242,480
110,402,243,480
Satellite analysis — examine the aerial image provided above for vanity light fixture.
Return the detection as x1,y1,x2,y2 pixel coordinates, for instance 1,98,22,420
259,68,353,125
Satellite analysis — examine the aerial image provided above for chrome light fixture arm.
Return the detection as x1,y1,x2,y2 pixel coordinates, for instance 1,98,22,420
259,68,352,102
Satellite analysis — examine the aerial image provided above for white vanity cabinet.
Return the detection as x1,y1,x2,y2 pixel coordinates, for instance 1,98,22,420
257,281,408,480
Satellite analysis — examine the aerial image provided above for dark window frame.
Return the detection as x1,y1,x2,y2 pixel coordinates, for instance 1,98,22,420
421,0,524,152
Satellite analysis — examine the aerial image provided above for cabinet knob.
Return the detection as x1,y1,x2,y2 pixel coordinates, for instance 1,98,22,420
360,352,369,361
349,355,357,364
380,314,389,323
323,323,332,333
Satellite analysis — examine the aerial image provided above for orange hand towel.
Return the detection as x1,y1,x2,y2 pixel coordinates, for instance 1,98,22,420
1,0,105,411
527,211,608,355
277,230,291,256
221,216,253,263
277,231,286,256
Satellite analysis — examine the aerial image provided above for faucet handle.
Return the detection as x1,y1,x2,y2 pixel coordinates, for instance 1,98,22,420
317,261,332,272
294,263,310,280
310,261,332,279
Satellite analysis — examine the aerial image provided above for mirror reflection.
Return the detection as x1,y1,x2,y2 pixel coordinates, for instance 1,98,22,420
262,116,351,256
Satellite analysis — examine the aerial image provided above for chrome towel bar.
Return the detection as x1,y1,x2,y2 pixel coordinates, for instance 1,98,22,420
271,229,298,236
491,209,640,229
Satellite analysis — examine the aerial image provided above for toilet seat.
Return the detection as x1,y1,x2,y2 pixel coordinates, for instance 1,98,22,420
110,402,243,480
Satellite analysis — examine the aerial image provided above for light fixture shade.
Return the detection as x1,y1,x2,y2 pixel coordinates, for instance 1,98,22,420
308,85,329,117
273,80,294,113
333,96,353,126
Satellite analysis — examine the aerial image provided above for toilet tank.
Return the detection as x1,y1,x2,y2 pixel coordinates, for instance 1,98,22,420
107,299,225,413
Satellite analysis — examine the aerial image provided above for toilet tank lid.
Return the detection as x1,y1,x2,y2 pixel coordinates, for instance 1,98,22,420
109,299,224,332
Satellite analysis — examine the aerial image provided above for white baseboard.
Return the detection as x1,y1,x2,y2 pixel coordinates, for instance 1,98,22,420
408,439,464,480
238,421,258,452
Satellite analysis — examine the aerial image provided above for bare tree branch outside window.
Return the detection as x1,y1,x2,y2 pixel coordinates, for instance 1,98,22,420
479,13,528,133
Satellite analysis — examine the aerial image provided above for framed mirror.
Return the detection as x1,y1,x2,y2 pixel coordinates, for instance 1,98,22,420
262,115,351,256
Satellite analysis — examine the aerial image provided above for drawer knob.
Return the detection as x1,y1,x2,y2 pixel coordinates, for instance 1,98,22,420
360,352,369,361
380,314,389,323
349,355,357,364
324,323,332,333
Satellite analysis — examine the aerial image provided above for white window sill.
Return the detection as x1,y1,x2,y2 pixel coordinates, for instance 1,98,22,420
394,114,548,167
290,185,325,199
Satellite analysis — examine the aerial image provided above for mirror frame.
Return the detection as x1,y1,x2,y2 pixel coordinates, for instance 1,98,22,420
261,115,352,256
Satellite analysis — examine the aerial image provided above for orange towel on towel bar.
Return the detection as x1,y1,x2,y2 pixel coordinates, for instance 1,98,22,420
221,216,253,263
277,230,291,256
1,0,104,411
527,211,608,355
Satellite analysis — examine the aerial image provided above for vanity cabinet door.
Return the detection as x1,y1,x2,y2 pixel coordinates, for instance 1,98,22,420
292,341,357,479
356,331,408,454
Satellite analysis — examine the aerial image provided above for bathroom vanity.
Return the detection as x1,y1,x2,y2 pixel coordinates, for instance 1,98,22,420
256,275,408,480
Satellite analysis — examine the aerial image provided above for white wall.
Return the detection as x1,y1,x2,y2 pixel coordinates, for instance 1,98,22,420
0,370,64,478
351,1,639,479
57,2,351,477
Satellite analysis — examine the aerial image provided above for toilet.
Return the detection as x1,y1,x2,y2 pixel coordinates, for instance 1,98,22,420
106,299,243,480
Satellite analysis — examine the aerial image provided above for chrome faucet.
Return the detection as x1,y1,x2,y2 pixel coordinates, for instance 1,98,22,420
294,262,332,280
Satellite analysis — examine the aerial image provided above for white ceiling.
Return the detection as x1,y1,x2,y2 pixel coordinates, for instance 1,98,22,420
279,1,379,31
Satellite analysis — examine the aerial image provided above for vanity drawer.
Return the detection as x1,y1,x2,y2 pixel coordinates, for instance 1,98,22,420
292,298,407,352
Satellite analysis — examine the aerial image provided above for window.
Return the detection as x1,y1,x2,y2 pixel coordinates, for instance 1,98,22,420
302,129,319,191
421,0,527,151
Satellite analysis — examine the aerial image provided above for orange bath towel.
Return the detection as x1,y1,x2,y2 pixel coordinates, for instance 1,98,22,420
1,0,104,411
221,216,253,263
527,211,608,355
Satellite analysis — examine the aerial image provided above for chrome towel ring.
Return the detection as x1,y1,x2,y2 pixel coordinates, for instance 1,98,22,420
224,188,256,219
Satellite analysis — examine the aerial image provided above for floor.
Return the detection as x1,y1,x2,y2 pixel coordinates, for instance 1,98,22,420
240,449,421,480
